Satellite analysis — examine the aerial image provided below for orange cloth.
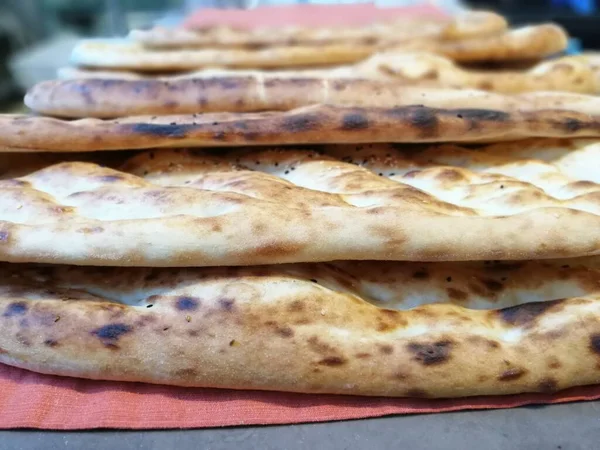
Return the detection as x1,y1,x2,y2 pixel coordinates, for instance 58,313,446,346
0,363,599,429
184,3,447,29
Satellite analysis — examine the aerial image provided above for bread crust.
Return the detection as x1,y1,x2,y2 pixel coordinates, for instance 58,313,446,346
403,24,568,62
28,64,600,119
0,140,599,265
6,100,600,151
70,40,376,70
55,53,599,98
0,258,599,397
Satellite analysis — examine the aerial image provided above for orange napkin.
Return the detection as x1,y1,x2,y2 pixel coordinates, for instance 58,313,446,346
183,3,447,29
0,363,599,429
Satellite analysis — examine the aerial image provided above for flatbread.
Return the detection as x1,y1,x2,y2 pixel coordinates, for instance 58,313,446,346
402,24,568,63
69,39,377,70
0,151,126,179
130,11,507,48
55,53,599,97
0,257,600,397
34,61,600,119
576,52,600,70
7,93,600,151
0,139,599,266
557,53,600,89
56,66,197,80
69,25,568,71
357,52,598,94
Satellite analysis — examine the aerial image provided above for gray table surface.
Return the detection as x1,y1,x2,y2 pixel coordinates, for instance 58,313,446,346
0,400,598,450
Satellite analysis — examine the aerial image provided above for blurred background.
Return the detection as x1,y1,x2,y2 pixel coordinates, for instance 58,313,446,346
0,0,597,106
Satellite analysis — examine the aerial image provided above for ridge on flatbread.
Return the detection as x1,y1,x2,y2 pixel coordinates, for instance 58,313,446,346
0,139,599,266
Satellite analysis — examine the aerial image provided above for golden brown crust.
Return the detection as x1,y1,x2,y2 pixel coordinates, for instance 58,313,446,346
70,40,377,71
0,140,599,265
358,53,598,94
0,258,599,397
556,53,600,90
129,11,507,48
6,99,600,151
30,63,600,119
403,24,568,62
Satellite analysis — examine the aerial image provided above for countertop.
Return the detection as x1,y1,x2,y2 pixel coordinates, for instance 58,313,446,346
0,400,598,450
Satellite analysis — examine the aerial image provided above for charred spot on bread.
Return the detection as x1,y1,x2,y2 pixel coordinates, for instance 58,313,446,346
562,118,582,132
407,340,452,365
175,296,200,311
282,114,320,133
275,326,294,338
589,335,600,354
92,323,132,343
218,298,235,312
450,109,510,122
412,269,429,279
340,113,369,130
3,302,28,317
406,107,439,134
130,123,196,138
498,299,564,326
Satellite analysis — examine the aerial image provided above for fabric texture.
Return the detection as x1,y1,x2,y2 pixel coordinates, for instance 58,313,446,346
0,363,598,430
183,4,447,29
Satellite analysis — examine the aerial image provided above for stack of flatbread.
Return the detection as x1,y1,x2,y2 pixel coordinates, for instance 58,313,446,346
1,10,600,400
56,10,600,95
